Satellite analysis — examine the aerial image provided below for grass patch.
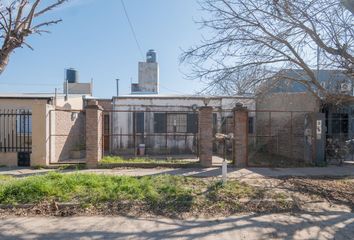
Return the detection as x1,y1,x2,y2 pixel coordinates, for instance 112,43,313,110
0,173,198,210
101,156,197,165
0,173,289,216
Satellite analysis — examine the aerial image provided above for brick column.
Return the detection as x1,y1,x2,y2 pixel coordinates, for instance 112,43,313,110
86,100,103,168
198,106,213,167
233,104,248,167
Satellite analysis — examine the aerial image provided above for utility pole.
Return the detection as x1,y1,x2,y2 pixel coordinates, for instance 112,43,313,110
116,78,120,97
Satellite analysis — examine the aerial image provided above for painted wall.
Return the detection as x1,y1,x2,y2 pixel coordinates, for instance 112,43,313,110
0,98,51,166
0,95,86,166
110,96,255,155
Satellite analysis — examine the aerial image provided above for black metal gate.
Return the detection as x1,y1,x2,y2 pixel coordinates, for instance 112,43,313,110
0,109,32,166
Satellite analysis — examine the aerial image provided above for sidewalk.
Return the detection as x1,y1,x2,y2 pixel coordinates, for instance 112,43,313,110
1,165,353,179
0,212,353,240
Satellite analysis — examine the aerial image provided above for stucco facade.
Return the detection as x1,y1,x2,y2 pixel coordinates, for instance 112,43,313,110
0,94,86,167
109,95,255,156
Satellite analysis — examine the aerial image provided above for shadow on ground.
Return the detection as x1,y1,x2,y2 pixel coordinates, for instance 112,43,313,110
0,211,353,239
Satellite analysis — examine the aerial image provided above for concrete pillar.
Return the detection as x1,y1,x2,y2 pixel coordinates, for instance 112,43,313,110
86,100,103,168
31,103,51,166
233,104,248,167
198,106,213,167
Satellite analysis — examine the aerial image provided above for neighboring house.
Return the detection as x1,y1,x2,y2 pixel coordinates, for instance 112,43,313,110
0,93,87,167
257,69,354,140
105,94,255,156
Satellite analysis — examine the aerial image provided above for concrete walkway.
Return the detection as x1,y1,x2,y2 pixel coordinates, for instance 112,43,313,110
1,165,353,179
0,212,353,239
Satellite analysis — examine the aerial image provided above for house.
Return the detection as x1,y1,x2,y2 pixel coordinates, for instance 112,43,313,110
104,94,255,156
251,69,354,165
257,69,354,140
0,93,88,167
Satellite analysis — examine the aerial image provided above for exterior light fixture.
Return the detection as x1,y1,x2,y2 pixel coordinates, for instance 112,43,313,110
192,104,198,111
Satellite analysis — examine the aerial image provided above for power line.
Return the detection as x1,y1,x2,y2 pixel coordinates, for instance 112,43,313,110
120,0,144,60
0,82,61,87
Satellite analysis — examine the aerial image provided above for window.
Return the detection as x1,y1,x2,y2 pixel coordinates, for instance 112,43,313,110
104,114,110,135
187,113,198,133
248,117,254,134
332,113,348,135
154,113,167,133
167,114,187,133
135,112,144,133
16,111,32,134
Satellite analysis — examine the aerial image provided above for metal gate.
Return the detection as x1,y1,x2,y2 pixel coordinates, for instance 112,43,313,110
0,109,32,166
102,110,199,161
247,110,317,167
212,109,235,164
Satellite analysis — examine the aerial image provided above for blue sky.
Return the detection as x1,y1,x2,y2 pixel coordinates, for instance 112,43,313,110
0,0,205,98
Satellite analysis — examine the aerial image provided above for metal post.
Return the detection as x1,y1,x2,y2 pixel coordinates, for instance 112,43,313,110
222,138,227,184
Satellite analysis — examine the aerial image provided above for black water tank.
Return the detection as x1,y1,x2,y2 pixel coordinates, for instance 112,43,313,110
66,68,79,83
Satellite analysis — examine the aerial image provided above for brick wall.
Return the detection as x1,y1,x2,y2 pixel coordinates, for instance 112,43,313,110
199,107,213,167
54,111,85,162
86,101,103,168
234,106,248,167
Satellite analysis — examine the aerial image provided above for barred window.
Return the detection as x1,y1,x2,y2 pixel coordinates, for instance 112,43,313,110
16,110,32,134
187,113,198,133
167,114,187,133
154,113,167,133
248,117,254,134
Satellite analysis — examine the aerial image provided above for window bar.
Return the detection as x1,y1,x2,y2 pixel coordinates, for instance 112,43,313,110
7,109,10,152
11,109,14,152
133,112,136,157
165,112,168,154
15,109,18,152
27,110,30,152
18,111,22,152
2,109,5,152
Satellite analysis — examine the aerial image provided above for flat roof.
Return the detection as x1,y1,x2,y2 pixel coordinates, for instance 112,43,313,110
0,93,90,100
0,93,54,100
113,94,254,99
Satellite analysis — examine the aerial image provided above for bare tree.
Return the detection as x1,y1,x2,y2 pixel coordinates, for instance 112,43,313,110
0,0,67,74
342,0,354,14
181,0,354,100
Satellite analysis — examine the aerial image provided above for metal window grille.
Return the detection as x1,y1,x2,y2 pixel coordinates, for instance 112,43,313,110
0,109,32,153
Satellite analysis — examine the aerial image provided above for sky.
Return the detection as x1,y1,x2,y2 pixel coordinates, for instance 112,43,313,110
0,0,206,98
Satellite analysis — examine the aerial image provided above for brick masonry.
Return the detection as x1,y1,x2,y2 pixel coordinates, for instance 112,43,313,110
198,106,213,167
54,111,85,162
234,106,248,167
85,101,103,168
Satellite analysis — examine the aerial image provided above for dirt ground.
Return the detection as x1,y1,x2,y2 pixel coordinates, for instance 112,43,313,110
239,177,354,213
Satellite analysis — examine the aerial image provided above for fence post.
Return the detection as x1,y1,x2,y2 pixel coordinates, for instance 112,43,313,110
233,104,248,167
198,106,213,167
86,100,103,168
